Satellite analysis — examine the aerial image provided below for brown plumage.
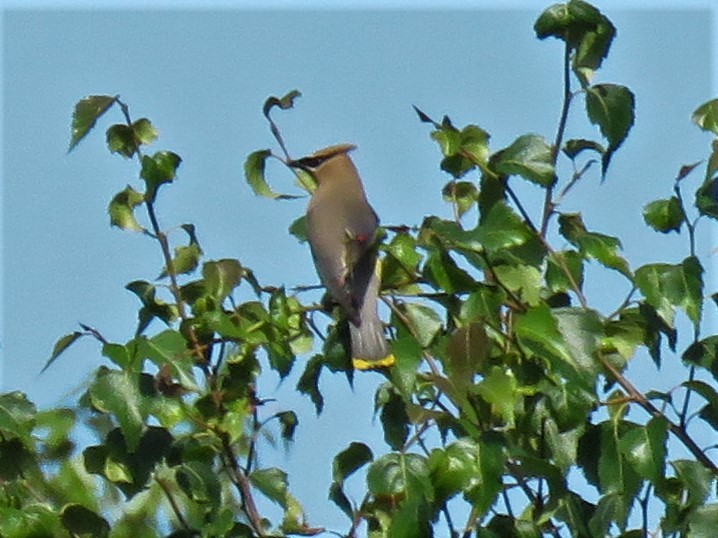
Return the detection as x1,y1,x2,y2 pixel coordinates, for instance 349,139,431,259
290,144,394,369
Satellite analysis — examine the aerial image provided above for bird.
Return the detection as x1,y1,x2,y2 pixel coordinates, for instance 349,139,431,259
289,144,395,370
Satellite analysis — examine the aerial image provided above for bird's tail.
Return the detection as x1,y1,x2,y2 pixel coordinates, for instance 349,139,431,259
349,261,395,370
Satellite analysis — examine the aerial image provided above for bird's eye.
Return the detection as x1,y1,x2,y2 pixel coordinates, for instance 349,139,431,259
291,156,326,169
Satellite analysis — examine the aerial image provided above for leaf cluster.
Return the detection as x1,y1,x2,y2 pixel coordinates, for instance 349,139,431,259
3,2,718,537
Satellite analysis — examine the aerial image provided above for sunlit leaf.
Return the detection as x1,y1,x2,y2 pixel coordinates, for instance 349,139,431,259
494,133,555,187
69,95,116,151
692,98,718,135
585,84,635,176
108,186,145,232
643,197,684,234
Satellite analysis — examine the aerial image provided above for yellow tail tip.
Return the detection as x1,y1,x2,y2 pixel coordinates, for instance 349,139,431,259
352,354,396,371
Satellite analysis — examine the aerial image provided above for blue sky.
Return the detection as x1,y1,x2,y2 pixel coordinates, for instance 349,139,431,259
2,0,717,532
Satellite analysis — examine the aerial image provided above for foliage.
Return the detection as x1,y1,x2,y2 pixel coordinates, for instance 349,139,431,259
3,1,718,536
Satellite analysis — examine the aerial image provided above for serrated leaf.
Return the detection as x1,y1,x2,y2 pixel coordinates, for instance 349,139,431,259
69,95,116,151
472,201,534,252
585,84,635,176
202,259,243,301
635,257,703,328
251,467,289,507
558,213,631,276
88,368,148,452
431,123,490,178
494,133,555,186
43,331,84,373
692,98,718,135
642,197,684,234
402,303,442,348
367,452,431,500
108,186,145,232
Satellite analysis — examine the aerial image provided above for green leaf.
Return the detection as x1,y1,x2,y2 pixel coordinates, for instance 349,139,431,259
160,243,202,278
563,138,605,159
494,133,555,187
688,504,718,536
250,467,289,507
515,305,598,389
643,197,684,233
422,249,476,294
376,385,409,450
558,213,631,276
402,303,443,348
296,355,324,414
69,95,116,151
88,368,149,452
245,149,302,200
43,331,84,373
546,250,584,293
472,201,535,252
692,98,718,135
141,151,182,203
635,257,703,328
202,259,244,302
0,392,37,441
671,459,714,507
176,461,221,508
131,118,158,146
476,366,519,427
108,186,145,232
445,323,487,392
333,442,373,484
329,442,373,519
367,452,432,501
431,123,490,178
683,337,718,381
585,84,635,176
106,124,137,158
60,504,110,538
618,417,667,483
535,1,615,84
442,180,479,217
288,215,308,242
263,89,302,117
695,178,718,220
429,439,481,504
492,264,543,306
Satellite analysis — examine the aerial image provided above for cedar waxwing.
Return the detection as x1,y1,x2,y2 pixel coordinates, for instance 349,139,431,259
289,144,395,370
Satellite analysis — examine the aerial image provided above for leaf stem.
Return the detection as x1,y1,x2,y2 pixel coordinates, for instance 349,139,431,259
541,40,573,237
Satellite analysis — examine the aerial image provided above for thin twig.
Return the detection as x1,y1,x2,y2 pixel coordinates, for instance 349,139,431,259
220,434,266,537
116,97,210,378
598,353,717,472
